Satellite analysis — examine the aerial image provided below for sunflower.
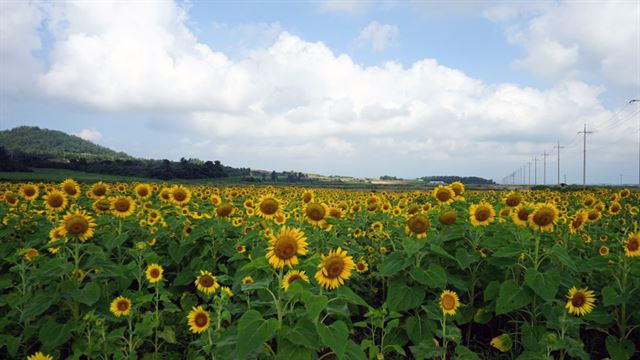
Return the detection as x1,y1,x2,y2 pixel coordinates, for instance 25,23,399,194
282,270,310,291
24,248,39,261
511,205,530,227
110,196,136,218
438,209,457,226
405,214,431,238
170,185,192,206
608,201,622,215
255,194,282,220
432,185,455,204
88,182,109,198
20,184,39,201
187,306,210,334
195,270,220,294
145,264,164,283
221,286,234,297
60,178,80,198
235,245,247,254
623,232,640,257
210,194,222,206
215,203,235,218
439,290,460,316
504,191,522,208
134,183,152,199
110,296,132,317
490,334,512,352
27,352,53,360
304,202,329,226
315,247,355,290
60,209,96,242
599,246,610,256
355,258,369,273
586,208,601,222
301,190,314,204
266,227,308,269
241,276,254,285
3,191,18,206
528,203,559,232
43,190,67,212
569,210,587,234
449,181,465,198
469,202,495,227
565,287,596,316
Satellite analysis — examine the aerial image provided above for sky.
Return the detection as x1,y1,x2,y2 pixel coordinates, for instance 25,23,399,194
1,0,639,184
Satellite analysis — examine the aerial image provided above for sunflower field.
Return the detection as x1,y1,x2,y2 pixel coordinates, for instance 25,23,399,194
1,180,639,360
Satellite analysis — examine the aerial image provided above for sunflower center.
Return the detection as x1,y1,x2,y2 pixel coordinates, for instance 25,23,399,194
408,215,430,234
48,194,63,207
439,211,457,225
260,199,279,215
216,204,233,217
302,193,312,203
356,263,366,271
441,295,456,310
287,275,302,284
436,189,451,202
173,189,187,202
117,300,129,311
571,293,586,307
533,208,555,226
66,216,88,234
93,186,106,196
517,208,529,221
274,236,298,259
199,275,215,288
325,257,345,279
475,207,491,222
588,211,598,221
506,195,521,207
194,313,208,327
150,268,160,279
137,188,149,197
64,184,77,195
24,187,36,197
628,238,639,251
114,199,131,212
96,199,111,211
306,203,326,221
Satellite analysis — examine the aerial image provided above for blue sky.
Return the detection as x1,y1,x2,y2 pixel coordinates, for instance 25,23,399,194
1,0,639,183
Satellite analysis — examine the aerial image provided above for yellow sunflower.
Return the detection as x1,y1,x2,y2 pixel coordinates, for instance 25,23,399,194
503,191,522,208
565,287,596,316
599,246,609,256
624,232,640,257
195,270,220,294
60,209,96,242
315,247,355,290
88,181,109,198
215,203,235,218
265,227,308,269
304,202,329,226
255,194,282,220
110,196,136,218
134,183,152,199
282,270,310,291
20,183,39,201
432,185,455,204
405,214,431,238
145,264,164,283
438,209,457,226
511,205,530,227
43,189,67,212
170,185,192,206
27,352,53,360
449,181,465,198
187,306,210,334
469,202,495,227
569,210,588,234
60,178,80,198
241,276,254,285
439,290,460,316
528,203,559,232
355,259,369,273
110,296,132,317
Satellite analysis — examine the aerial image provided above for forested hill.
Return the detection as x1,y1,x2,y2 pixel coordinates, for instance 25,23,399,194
0,126,131,160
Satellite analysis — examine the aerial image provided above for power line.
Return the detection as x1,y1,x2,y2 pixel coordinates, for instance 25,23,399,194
553,141,564,185
578,124,593,188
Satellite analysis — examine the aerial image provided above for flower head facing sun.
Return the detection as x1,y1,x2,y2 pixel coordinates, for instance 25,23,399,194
315,247,355,290
111,196,136,218
528,203,559,232
624,232,640,257
195,270,220,294
405,214,431,238
439,290,460,316
27,352,54,360
44,189,67,212
565,286,596,316
60,209,96,242
145,264,164,284
469,202,495,227
282,270,310,291
255,194,281,220
187,306,210,333
265,227,308,269
432,185,455,204
110,296,132,317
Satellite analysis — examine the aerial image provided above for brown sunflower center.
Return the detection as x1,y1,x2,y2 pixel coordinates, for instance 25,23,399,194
64,184,77,195
23,186,36,197
274,235,298,259
96,199,111,211
173,189,187,202
48,194,64,207
533,208,555,226
436,189,451,202
439,211,457,225
611,204,620,213
199,275,215,288
194,313,208,327
260,198,279,215
114,198,131,212
287,275,303,284
571,293,586,307
117,300,129,311
506,195,521,207
441,295,456,310
329,208,342,218
628,238,639,251
216,204,234,217
517,208,530,221
93,186,106,196
150,268,160,279
474,207,491,222
588,210,599,221
302,193,312,203
66,216,89,234
451,185,462,196
408,215,430,234
325,257,345,279
356,263,366,271
137,187,149,197
306,203,326,221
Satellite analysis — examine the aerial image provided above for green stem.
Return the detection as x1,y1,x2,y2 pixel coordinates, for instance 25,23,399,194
442,313,448,360
154,284,160,354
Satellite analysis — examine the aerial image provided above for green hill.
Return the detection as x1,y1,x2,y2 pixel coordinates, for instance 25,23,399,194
0,126,131,160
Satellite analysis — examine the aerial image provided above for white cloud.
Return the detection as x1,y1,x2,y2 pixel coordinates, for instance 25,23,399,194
74,128,102,142
357,21,399,51
314,0,372,14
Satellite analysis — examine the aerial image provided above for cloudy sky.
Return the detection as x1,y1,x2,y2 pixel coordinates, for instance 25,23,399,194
1,0,639,183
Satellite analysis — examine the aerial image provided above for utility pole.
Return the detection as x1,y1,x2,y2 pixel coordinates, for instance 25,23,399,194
533,157,538,185
528,161,531,185
553,142,564,185
578,124,593,189
542,151,549,185
630,99,639,187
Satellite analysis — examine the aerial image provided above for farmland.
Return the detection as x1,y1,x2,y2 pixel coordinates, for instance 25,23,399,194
1,180,638,359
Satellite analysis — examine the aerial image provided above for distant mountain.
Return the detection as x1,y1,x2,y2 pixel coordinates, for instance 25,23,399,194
0,126,132,160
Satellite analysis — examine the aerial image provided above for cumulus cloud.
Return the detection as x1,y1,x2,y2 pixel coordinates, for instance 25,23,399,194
357,21,399,51
74,128,102,142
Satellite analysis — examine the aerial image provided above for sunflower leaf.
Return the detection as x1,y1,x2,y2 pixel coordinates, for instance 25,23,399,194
236,310,279,359
377,253,410,277
317,320,348,359
495,280,531,315
524,268,560,301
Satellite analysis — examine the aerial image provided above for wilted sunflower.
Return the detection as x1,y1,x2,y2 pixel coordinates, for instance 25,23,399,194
432,185,455,204
255,194,282,219
110,296,132,317
266,227,308,269
111,196,136,218
528,203,559,232
490,334,512,352
569,210,587,234
439,290,460,316
438,209,457,226
215,203,235,218
145,264,164,283
60,209,96,242
60,178,80,198
195,270,220,294
565,287,596,316
20,183,39,201
469,202,495,227
27,352,53,360
43,189,67,212
170,185,192,206
624,232,640,257
134,183,152,199
282,270,310,291
187,306,210,334
304,202,329,226
315,247,355,290
405,214,431,238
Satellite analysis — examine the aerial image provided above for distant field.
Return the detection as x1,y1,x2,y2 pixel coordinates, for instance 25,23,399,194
0,168,162,183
